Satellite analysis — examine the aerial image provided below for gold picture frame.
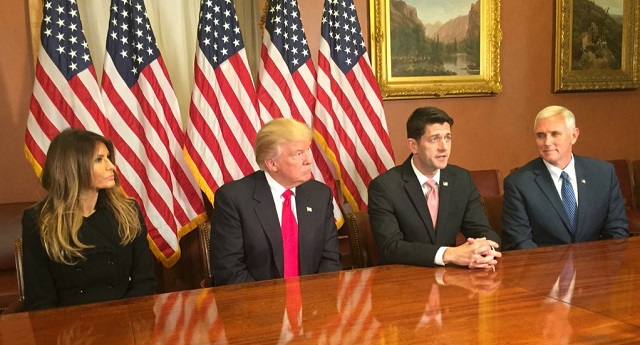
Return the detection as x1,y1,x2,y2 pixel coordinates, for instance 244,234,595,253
369,0,502,99
554,0,639,92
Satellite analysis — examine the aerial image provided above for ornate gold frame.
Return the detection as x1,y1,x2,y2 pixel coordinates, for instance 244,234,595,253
369,0,502,99
554,0,639,91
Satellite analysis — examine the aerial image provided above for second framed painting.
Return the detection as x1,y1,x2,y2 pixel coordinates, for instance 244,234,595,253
554,0,639,91
369,0,502,99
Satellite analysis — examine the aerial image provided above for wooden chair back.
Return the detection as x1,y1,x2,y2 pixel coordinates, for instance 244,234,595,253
14,239,23,302
607,159,635,209
345,211,379,268
2,239,25,314
470,169,501,196
633,160,640,210
198,222,214,287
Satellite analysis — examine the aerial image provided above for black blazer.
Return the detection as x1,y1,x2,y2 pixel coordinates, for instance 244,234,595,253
211,171,342,286
368,156,500,267
22,194,157,310
502,156,628,250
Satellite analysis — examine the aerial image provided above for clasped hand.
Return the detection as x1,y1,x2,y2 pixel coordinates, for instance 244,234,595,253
443,237,502,270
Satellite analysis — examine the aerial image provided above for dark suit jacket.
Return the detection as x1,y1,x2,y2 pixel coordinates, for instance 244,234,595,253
502,156,628,250
22,193,157,311
368,156,500,267
211,171,342,286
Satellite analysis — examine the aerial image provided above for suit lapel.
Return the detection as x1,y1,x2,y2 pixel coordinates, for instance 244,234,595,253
253,172,285,277
574,157,589,239
295,184,314,275
401,157,436,243
436,168,452,241
532,159,573,235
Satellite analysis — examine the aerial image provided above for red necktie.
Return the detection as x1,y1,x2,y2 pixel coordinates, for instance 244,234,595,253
282,190,299,278
425,180,438,228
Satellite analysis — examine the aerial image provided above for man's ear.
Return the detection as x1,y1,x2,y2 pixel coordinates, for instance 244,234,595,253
407,138,418,154
264,158,277,173
571,127,580,145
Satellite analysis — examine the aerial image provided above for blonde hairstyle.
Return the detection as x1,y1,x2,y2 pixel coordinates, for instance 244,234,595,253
534,105,576,131
39,129,142,264
255,118,312,169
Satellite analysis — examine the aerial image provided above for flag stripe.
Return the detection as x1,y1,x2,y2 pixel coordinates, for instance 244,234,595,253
322,54,381,183
316,53,369,207
187,73,235,190
138,63,202,219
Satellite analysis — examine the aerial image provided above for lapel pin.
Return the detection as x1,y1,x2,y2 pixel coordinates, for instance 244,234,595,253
306,207,313,212
581,179,586,184
442,181,448,186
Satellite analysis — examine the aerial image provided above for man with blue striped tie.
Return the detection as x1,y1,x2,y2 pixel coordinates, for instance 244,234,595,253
502,105,628,250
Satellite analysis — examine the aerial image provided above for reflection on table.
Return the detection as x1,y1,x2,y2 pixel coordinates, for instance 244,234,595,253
2,237,639,344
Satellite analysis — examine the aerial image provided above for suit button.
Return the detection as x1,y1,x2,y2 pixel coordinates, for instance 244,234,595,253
107,283,114,289
78,289,84,294
76,266,83,271
107,259,115,265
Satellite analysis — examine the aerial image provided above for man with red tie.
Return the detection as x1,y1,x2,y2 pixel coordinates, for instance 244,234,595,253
368,107,501,269
211,118,342,285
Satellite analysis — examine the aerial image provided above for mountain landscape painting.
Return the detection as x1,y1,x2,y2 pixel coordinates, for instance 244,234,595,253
389,0,481,77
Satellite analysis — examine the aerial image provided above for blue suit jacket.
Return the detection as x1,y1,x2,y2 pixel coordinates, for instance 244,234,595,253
502,156,628,250
210,171,342,285
368,156,500,267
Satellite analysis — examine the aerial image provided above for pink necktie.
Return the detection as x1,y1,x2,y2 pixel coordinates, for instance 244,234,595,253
425,180,438,228
282,190,299,277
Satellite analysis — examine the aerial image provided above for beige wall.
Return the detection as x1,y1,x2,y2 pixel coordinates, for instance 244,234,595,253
0,0,44,203
2,0,639,204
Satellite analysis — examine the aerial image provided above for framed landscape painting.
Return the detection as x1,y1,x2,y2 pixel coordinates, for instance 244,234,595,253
554,0,639,91
369,0,502,99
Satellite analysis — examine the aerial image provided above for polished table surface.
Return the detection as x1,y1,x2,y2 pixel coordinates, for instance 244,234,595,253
2,237,639,344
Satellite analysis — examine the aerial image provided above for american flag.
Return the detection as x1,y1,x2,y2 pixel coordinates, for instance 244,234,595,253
257,0,343,226
184,0,261,204
315,0,395,211
100,0,205,267
25,0,107,174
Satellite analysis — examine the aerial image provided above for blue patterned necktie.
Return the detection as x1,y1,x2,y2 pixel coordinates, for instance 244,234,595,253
560,172,578,234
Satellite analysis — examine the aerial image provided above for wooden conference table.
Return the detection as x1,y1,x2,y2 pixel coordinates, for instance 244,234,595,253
2,236,639,344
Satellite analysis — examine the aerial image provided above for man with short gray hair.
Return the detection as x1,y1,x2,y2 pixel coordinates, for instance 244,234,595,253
502,105,628,250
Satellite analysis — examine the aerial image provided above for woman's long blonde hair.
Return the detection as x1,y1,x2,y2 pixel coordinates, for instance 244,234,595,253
38,129,142,264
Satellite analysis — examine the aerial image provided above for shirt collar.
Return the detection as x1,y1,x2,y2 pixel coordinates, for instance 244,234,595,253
411,158,441,186
543,154,576,182
264,171,296,197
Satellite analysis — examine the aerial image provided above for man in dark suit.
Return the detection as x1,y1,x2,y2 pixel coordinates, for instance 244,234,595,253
210,118,342,286
502,105,628,250
368,107,502,269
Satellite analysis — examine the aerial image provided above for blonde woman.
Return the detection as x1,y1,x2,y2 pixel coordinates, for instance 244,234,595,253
22,129,157,310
